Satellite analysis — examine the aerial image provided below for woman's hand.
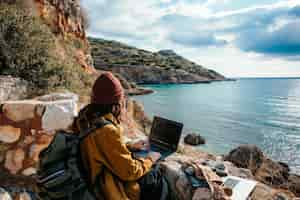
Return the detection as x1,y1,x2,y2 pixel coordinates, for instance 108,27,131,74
127,140,149,151
147,151,161,163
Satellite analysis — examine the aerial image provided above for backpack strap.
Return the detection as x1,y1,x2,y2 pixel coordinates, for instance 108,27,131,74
79,119,112,140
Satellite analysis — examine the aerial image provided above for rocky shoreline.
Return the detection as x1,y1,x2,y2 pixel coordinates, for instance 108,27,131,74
0,92,299,199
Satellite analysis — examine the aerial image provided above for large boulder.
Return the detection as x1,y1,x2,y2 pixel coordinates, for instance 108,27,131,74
0,93,78,175
225,145,300,197
225,145,264,174
255,158,290,186
184,133,206,146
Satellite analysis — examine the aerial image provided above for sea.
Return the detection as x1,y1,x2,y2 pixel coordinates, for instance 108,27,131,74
133,78,300,174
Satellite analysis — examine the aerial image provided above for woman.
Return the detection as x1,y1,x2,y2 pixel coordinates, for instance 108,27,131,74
74,72,170,200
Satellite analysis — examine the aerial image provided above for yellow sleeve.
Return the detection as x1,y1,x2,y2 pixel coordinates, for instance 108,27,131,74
94,125,153,181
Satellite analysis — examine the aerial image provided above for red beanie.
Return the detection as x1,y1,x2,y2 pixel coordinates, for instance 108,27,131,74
91,72,124,104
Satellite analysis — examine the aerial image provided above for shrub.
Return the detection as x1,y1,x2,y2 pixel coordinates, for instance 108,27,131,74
0,3,93,95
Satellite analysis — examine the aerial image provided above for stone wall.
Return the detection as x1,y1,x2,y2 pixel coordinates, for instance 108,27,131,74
0,93,78,175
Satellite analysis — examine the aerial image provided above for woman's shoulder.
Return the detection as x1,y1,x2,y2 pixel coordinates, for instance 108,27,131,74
94,122,122,139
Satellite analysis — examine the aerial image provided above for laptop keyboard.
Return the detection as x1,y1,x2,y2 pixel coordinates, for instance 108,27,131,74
150,144,172,157
150,144,165,153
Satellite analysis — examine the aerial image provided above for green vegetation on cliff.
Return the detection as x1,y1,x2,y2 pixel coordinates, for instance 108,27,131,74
89,37,225,83
0,3,93,95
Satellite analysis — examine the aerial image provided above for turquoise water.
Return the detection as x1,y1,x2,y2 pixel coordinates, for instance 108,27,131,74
134,78,300,174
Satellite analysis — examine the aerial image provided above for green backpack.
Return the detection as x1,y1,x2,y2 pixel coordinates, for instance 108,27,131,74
36,119,111,200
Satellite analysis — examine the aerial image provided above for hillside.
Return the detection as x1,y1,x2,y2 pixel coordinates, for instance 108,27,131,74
0,0,95,96
89,37,226,84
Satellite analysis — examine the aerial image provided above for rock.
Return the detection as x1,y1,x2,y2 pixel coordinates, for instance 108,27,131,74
250,184,274,200
0,126,21,143
36,0,93,70
255,158,290,186
39,93,78,131
225,145,264,173
192,188,212,200
0,188,12,200
0,76,28,102
120,98,152,138
4,148,25,174
1,93,78,130
184,133,206,146
159,153,295,200
41,100,77,131
22,168,37,176
23,136,35,146
285,174,300,197
29,143,50,162
16,192,32,200
2,102,39,122
225,145,300,197
0,93,77,175
251,184,295,200
223,161,254,179
35,92,78,102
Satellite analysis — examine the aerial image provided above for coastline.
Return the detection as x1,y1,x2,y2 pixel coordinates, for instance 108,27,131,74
0,92,299,199
132,80,300,176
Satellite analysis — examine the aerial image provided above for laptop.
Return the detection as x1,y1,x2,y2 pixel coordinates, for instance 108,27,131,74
133,116,183,159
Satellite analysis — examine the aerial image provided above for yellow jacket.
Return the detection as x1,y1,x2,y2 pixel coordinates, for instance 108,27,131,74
78,112,153,200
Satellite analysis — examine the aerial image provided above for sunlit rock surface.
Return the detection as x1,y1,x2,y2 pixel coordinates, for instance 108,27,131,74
0,93,78,175
0,77,28,102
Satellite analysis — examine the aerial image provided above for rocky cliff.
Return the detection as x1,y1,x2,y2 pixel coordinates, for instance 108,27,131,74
34,0,93,71
0,0,94,95
89,37,226,84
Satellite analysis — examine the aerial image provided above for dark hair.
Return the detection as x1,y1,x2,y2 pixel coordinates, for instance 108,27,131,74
72,103,122,132
84,103,121,121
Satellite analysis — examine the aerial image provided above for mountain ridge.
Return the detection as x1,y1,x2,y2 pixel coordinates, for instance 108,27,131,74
89,37,226,84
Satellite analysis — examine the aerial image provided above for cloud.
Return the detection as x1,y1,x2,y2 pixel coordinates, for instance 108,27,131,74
236,21,300,56
82,0,166,42
168,31,227,47
290,5,300,16
82,0,300,59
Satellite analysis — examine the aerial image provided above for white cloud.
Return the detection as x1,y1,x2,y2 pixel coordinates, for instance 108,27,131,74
212,0,300,18
82,0,300,77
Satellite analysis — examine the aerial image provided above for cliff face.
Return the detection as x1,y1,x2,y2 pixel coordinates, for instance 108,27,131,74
34,0,93,71
89,37,226,84
0,0,95,95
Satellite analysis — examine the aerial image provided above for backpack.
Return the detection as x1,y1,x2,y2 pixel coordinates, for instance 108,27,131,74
36,119,111,200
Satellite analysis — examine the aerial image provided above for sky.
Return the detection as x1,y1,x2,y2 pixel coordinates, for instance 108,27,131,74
82,0,300,78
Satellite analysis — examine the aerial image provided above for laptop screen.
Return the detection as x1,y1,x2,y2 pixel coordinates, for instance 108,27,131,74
149,116,183,151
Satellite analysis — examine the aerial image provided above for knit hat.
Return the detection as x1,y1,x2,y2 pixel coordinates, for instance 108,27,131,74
91,72,124,104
